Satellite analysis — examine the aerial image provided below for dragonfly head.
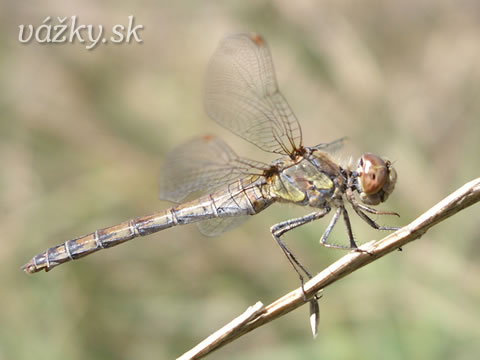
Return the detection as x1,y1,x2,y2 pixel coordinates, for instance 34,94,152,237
355,153,397,205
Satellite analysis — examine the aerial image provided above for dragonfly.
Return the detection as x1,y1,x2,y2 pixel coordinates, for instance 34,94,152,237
22,34,398,289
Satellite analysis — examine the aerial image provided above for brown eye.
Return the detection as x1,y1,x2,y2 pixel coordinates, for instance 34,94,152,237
358,153,388,195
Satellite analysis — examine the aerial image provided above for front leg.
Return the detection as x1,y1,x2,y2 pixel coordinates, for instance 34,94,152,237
346,188,400,231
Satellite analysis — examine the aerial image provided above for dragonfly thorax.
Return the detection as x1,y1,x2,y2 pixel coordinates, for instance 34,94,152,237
267,153,343,208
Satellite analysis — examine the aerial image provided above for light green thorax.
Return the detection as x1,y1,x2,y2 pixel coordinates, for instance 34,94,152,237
270,172,306,202
298,160,334,190
269,159,334,203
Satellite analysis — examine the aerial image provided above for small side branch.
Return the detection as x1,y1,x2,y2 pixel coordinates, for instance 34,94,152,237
178,177,480,360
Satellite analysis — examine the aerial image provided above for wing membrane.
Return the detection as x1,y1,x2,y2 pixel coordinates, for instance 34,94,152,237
159,135,267,203
196,212,250,237
204,33,302,156
311,137,347,154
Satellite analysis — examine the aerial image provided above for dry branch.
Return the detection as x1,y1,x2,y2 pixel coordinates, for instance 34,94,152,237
177,177,480,360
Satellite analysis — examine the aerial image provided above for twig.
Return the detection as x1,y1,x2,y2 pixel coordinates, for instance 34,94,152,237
177,177,480,360
177,302,265,360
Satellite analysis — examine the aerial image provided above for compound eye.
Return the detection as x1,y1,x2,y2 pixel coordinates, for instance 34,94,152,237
358,153,388,195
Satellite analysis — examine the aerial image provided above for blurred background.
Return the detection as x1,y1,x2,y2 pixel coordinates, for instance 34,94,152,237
1,1,479,359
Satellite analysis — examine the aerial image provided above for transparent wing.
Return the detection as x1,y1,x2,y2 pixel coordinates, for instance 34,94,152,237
205,33,303,156
196,213,250,237
159,135,267,203
311,137,348,154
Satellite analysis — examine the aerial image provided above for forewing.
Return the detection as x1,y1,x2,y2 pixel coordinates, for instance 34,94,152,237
159,135,267,203
205,33,302,156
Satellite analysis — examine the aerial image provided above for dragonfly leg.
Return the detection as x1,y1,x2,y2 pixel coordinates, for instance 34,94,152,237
271,209,330,300
347,194,400,231
344,187,400,231
319,206,359,250
348,204,404,252
354,202,399,217
353,205,400,231
346,188,400,219
342,206,358,248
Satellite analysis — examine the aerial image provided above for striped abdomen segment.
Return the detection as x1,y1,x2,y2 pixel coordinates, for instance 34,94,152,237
22,181,271,274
